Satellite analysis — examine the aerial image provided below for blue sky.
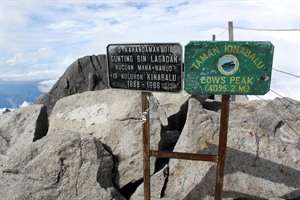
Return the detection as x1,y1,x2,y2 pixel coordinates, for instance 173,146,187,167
0,0,299,100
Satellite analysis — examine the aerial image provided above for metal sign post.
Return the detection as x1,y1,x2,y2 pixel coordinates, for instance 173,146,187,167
214,23,231,199
214,94,230,199
142,91,151,200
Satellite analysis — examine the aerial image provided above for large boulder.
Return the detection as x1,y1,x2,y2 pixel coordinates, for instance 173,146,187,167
0,104,48,169
48,90,167,188
0,130,124,200
162,98,300,199
250,97,300,142
36,54,108,115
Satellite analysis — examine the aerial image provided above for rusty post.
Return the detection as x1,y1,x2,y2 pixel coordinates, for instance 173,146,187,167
215,95,230,200
151,150,218,162
228,21,236,102
142,91,151,200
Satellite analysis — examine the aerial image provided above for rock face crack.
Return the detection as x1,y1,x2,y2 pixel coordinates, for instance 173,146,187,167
154,100,189,172
252,131,260,165
55,157,66,185
89,56,100,77
77,59,86,82
2,169,19,174
160,165,169,198
75,137,83,197
116,117,142,122
33,105,48,142
119,179,144,199
274,120,284,135
95,140,112,190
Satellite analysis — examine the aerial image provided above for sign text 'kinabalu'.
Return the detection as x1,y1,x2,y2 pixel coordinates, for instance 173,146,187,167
107,43,182,92
184,41,274,95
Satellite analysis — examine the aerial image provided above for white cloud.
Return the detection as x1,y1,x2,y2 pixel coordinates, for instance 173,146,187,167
5,47,56,66
37,79,57,93
46,20,93,38
1,0,299,100
37,47,56,58
19,101,31,108
0,70,64,82
6,98,17,109
47,20,79,30
6,53,26,65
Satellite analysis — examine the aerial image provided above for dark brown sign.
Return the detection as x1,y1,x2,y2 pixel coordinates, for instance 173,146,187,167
107,43,182,92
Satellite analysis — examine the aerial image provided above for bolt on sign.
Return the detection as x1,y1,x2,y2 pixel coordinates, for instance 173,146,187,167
184,41,274,95
107,43,182,92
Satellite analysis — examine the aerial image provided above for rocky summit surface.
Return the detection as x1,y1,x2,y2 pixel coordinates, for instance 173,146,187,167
1,55,300,200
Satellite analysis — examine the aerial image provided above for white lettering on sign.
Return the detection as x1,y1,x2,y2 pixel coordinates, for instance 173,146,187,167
120,74,144,80
110,55,134,63
124,46,161,53
146,74,177,82
115,64,134,70
150,55,178,63
107,44,182,92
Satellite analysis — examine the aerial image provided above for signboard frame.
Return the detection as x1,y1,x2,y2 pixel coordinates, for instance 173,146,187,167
107,43,183,93
184,41,274,95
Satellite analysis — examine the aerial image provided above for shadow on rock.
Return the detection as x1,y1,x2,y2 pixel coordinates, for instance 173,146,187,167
182,144,300,200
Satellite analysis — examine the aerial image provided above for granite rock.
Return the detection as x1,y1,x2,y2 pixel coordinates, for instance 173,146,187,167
36,54,108,115
0,130,124,200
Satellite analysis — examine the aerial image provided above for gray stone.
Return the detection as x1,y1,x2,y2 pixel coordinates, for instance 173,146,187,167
36,54,108,115
153,91,209,131
250,97,300,143
0,104,48,169
4,79,299,200
48,90,167,188
163,98,300,199
0,130,124,200
153,90,191,119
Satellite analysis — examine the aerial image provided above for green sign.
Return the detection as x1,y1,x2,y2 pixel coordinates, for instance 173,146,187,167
184,41,274,95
